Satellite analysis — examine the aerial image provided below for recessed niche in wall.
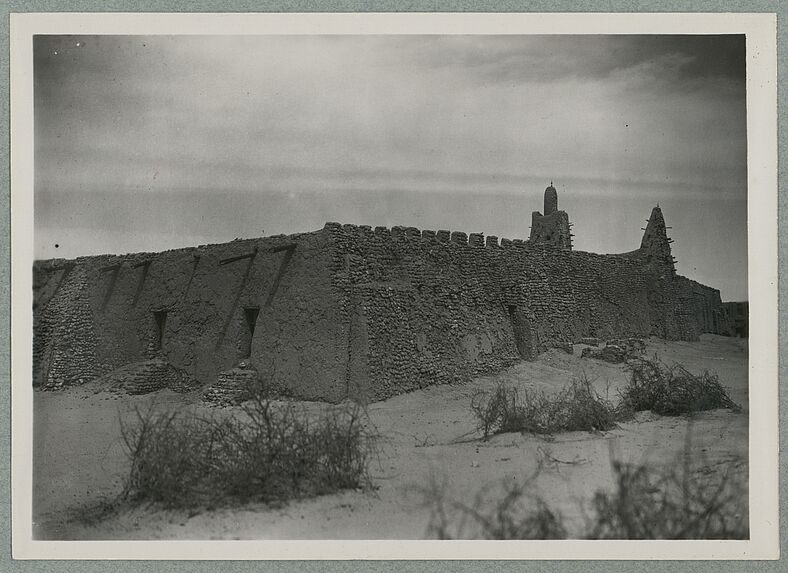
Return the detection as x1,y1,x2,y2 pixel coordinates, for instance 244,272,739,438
241,307,260,358
153,310,167,351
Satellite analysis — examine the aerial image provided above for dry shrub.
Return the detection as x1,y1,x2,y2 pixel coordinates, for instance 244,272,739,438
469,383,529,439
473,359,740,440
420,453,748,540
620,357,741,416
553,377,619,433
420,469,567,540
470,377,618,439
586,457,748,539
454,358,747,539
120,389,377,509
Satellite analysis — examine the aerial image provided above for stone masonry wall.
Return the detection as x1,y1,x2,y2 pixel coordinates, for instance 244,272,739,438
529,210,572,249
33,205,727,403
721,301,748,337
673,276,729,339
324,216,719,402
93,358,200,395
33,262,98,389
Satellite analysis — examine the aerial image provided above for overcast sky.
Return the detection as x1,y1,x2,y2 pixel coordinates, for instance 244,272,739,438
33,35,747,300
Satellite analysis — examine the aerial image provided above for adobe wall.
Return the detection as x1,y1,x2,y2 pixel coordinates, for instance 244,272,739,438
33,205,729,403
33,262,98,388
672,276,729,339
323,220,705,401
33,231,349,400
529,184,572,249
721,301,748,337
529,210,572,249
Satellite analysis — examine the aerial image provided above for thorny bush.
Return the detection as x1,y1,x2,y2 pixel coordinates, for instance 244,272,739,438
470,376,619,439
120,383,377,509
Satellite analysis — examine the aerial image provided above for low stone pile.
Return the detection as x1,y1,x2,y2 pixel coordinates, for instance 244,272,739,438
581,345,624,363
203,361,261,405
607,338,647,353
95,358,200,395
581,338,646,364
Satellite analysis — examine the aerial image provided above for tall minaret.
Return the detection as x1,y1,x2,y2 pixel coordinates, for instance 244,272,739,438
529,182,572,250
640,205,668,250
544,181,558,215
640,205,675,275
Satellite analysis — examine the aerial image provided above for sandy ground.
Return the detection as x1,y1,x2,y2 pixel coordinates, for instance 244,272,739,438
31,334,748,540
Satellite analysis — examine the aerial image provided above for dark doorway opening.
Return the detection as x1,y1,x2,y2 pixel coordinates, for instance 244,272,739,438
153,310,167,352
241,307,260,358
508,304,535,360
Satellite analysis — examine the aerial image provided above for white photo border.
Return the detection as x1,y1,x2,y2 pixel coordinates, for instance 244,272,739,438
9,11,779,560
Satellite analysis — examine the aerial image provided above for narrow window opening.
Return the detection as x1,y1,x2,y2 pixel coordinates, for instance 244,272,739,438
242,307,260,358
153,310,167,352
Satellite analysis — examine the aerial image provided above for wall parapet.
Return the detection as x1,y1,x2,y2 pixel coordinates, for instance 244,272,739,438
323,222,528,250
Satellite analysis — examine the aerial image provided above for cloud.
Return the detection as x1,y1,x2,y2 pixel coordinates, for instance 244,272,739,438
32,34,748,299
34,35,746,186
408,35,746,88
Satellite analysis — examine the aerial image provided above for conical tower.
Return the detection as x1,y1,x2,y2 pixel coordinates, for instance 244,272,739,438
640,206,676,274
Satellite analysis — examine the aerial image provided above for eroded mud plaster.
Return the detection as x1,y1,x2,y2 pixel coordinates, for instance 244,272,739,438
33,189,729,402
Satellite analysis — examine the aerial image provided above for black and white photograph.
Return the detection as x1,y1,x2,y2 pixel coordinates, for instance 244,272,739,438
10,12,778,560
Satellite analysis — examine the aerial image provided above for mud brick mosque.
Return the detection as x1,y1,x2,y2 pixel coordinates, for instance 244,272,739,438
33,184,731,402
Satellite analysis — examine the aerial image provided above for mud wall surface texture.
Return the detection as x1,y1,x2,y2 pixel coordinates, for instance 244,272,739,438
33,263,98,388
529,184,573,249
529,210,572,249
33,231,348,400
33,203,729,403
721,301,748,337
323,207,724,402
